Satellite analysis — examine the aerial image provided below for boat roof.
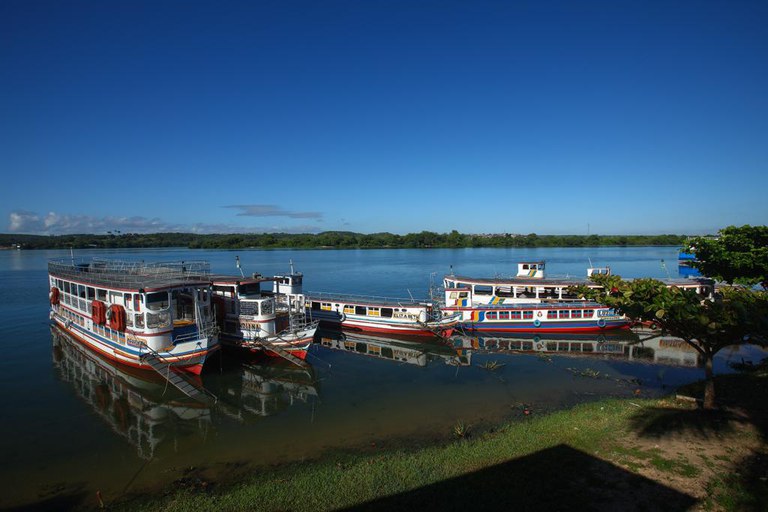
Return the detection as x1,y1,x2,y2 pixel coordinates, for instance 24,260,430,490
48,259,212,292
445,274,713,288
209,274,274,286
307,292,429,307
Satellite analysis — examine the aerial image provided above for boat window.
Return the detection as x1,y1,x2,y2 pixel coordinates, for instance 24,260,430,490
321,302,332,311
474,285,493,295
368,307,381,317
135,313,145,329
381,308,393,318
496,286,513,297
571,310,582,319
584,309,595,317
559,311,570,319
523,311,534,319
239,283,261,296
449,292,457,299
124,293,131,309
344,305,355,314
146,311,170,329
355,306,366,315
172,290,196,322
547,310,557,319
146,292,169,311
63,281,70,294
311,302,321,311
213,285,235,296
486,312,497,320
78,284,86,298
499,311,510,320
511,311,522,319
87,287,95,300
96,288,107,301
261,300,274,316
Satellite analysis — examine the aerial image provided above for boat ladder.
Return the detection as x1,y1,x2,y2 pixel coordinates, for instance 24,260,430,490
246,336,309,368
140,352,218,405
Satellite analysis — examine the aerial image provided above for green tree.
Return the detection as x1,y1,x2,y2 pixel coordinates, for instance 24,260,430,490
686,225,768,289
573,274,768,409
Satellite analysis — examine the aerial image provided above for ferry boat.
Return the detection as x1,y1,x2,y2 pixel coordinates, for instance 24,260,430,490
441,261,714,333
48,259,220,375
305,292,460,337
210,267,318,361
443,262,714,306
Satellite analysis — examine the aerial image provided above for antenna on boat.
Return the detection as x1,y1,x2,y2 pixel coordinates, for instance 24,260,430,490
407,289,415,301
236,255,244,278
70,246,75,265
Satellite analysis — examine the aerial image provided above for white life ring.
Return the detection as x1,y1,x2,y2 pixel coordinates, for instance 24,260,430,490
338,312,346,323
533,319,541,328
536,311,543,318
597,318,606,328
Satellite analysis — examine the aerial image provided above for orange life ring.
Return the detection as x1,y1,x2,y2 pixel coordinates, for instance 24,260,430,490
49,287,60,305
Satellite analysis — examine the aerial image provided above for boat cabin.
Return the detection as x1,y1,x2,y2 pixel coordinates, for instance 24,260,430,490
517,261,545,279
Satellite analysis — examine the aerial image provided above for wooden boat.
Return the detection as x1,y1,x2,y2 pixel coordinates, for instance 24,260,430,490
48,259,220,375
210,268,318,361
305,292,460,337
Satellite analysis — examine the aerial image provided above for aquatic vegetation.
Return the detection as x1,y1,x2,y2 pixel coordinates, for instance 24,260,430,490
478,360,505,371
453,421,471,439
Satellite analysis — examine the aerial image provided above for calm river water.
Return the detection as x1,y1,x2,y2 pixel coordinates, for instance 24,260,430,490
1,246,763,509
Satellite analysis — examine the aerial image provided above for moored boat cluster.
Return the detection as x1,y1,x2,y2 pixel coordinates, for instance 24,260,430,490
48,258,714,376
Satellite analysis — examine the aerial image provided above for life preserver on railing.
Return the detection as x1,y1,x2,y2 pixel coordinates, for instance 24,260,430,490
597,318,606,328
49,287,60,305
533,319,541,328
338,312,346,323
536,311,543,318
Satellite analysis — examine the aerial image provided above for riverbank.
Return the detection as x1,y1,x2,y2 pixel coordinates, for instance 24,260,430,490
105,368,768,512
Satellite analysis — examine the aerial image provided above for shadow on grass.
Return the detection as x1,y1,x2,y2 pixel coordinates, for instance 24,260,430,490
4,489,89,512
342,444,696,511
629,371,768,511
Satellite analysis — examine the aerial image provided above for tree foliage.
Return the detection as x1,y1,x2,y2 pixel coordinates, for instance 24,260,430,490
686,225,768,288
0,232,688,250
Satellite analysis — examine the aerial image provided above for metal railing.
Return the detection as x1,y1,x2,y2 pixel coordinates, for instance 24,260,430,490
306,291,431,306
49,259,211,289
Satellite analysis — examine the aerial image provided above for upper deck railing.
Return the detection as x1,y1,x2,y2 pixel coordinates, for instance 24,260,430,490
48,259,211,290
306,291,431,306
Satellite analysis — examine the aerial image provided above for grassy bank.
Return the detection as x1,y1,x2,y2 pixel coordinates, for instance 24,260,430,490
112,369,768,512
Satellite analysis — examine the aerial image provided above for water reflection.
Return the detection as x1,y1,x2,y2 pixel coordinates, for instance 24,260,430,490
450,330,703,368
316,329,470,367
50,325,212,459
212,356,319,421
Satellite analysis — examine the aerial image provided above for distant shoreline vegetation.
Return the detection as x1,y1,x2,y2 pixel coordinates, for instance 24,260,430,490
0,231,689,250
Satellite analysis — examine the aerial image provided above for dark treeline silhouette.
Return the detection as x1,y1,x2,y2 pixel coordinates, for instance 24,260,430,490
0,231,688,250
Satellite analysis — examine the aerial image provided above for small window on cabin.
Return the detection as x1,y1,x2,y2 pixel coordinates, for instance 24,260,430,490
311,302,321,311
146,292,169,311
547,310,557,319
381,308,393,318
78,284,86,298
486,312,497,320
449,292,458,299
96,289,107,301
559,310,570,319
321,302,332,311
135,313,145,329
584,309,595,317
63,282,70,294
355,306,366,315
523,264,529,270
571,310,582,319
474,285,493,295
368,308,381,317
124,293,131,309
262,300,273,316
511,311,522,319
499,311,510,320
344,305,355,314
523,311,533,319
240,283,261,296
86,287,95,300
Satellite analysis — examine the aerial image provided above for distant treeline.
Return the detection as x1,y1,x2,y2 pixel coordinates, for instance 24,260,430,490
0,231,689,250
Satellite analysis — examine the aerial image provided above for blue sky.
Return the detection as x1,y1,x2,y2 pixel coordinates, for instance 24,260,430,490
1,0,766,236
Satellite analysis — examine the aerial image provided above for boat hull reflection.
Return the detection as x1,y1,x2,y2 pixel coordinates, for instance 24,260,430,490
451,330,703,367
51,325,212,459
316,329,470,366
